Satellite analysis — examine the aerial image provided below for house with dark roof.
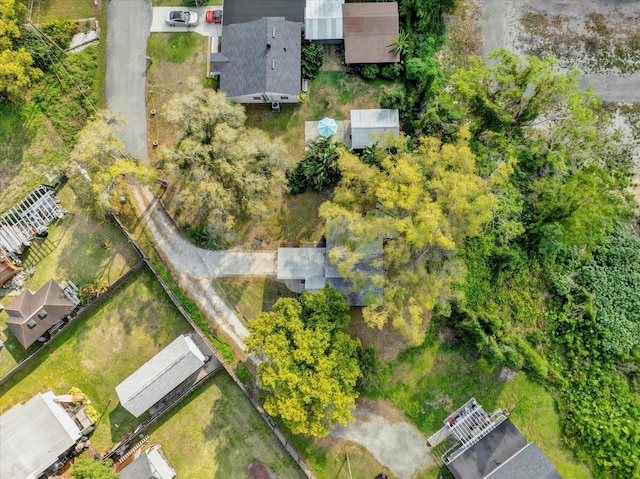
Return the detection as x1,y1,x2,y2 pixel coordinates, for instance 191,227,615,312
342,2,400,64
209,17,302,104
4,279,75,349
116,334,210,418
276,221,383,306
222,0,304,26
0,391,89,479
119,445,176,479
440,399,561,479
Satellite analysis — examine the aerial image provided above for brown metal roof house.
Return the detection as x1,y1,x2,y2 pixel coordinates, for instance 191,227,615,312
4,279,74,349
342,2,400,64
0,253,20,287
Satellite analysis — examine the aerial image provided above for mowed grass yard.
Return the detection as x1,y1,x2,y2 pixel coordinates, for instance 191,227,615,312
0,268,191,451
149,373,306,479
0,186,140,376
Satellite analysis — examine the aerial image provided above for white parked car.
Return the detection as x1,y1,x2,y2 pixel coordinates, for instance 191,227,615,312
165,10,199,27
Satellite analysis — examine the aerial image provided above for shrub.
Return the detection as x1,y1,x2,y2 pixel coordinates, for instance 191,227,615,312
286,136,343,194
302,42,323,79
41,20,77,50
380,87,406,109
360,64,380,80
381,63,401,80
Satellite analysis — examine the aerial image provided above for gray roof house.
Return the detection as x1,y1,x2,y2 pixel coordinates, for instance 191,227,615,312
222,0,304,26
0,391,83,479
209,17,302,104
441,399,561,479
276,222,383,306
119,445,176,479
350,109,400,149
304,0,344,42
4,278,75,349
116,335,207,418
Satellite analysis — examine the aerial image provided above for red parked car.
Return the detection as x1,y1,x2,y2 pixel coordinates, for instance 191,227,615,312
206,9,222,24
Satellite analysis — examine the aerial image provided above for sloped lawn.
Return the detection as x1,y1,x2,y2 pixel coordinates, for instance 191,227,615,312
0,268,191,452
148,373,306,479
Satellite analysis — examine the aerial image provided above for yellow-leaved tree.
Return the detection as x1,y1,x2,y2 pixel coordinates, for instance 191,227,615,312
319,130,497,344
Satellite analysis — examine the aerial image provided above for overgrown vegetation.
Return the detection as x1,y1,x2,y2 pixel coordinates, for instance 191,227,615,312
156,81,291,248
286,136,344,194
301,41,323,80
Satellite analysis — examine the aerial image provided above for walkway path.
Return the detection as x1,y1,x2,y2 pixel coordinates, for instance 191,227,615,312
128,184,276,355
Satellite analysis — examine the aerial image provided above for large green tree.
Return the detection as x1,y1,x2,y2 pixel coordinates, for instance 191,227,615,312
158,82,291,247
67,111,148,216
0,0,42,102
245,287,361,437
319,131,497,343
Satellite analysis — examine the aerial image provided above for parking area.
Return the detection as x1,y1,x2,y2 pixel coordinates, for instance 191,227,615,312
150,6,222,37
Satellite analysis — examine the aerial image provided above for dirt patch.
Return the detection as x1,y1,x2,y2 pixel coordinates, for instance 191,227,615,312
247,461,278,479
322,44,345,71
329,400,432,479
348,308,409,362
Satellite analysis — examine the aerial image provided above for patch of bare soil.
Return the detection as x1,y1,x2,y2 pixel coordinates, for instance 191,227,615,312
348,308,409,362
438,0,483,72
247,461,278,479
322,44,344,71
356,398,408,425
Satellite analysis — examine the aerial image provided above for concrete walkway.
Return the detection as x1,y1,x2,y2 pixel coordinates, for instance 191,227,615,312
128,185,276,356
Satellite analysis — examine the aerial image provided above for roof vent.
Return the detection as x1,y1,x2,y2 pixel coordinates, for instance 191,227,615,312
272,59,275,70
267,42,271,48
38,309,48,319
27,319,37,329
272,27,276,38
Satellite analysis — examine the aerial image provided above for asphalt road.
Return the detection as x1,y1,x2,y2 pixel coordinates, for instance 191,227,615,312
476,0,640,102
106,0,152,161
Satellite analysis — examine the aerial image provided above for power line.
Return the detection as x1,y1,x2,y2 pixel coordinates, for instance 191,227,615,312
28,21,99,116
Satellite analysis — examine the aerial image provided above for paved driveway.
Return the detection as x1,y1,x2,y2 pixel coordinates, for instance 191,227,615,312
106,0,152,161
150,7,222,37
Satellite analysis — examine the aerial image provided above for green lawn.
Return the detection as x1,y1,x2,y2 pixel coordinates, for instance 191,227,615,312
215,277,298,321
0,186,139,376
29,0,96,23
148,373,306,479
0,268,192,452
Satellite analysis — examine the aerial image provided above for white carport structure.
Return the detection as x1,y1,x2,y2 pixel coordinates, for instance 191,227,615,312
305,0,344,42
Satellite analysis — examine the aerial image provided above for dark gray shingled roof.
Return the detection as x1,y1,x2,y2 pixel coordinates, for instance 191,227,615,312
222,0,304,26
447,419,561,479
211,17,301,99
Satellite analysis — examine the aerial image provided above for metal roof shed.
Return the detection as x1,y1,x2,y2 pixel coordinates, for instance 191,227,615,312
350,109,400,149
305,0,344,42
0,391,82,479
342,2,400,64
119,445,176,479
116,335,207,418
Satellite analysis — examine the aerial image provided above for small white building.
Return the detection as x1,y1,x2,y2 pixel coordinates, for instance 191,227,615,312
305,0,344,43
116,335,207,418
350,108,400,149
0,391,83,479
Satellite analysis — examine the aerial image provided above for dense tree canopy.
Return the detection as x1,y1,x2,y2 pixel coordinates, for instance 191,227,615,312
70,456,118,479
67,111,147,216
158,83,291,248
245,287,361,436
0,0,42,102
319,131,497,343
